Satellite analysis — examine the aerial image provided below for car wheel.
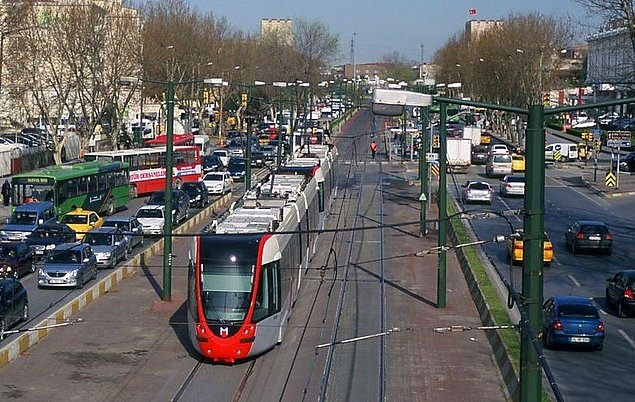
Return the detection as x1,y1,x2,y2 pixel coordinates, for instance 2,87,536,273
30,264,36,273
0,318,5,339
605,289,612,306
571,241,577,254
618,301,626,318
543,331,552,349
106,199,115,216
21,303,29,321
595,342,604,351
76,274,84,289
605,247,612,256
123,248,129,262
91,267,97,281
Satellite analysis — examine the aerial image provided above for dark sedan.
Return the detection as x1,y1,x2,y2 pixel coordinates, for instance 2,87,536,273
181,181,209,208
0,242,35,279
543,296,604,351
471,144,489,165
25,223,77,259
227,157,247,182
606,270,635,317
0,278,29,337
611,151,635,173
565,220,612,255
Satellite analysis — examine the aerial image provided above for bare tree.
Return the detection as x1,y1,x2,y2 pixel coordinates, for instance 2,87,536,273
575,0,635,54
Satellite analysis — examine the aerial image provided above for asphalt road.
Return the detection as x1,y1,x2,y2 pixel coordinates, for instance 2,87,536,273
449,150,635,400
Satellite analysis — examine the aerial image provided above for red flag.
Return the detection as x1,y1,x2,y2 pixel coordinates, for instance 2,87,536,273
469,8,477,15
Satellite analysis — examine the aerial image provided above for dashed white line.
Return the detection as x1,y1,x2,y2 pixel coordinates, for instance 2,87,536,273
496,195,523,224
618,329,635,350
567,274,581,287
549,175,604,208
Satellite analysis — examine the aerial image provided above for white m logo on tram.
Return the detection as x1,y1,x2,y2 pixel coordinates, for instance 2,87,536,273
220,327,229,337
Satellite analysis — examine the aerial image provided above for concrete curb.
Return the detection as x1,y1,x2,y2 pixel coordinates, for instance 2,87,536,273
0,192,233,369
447,197,519,400
579,173,635,198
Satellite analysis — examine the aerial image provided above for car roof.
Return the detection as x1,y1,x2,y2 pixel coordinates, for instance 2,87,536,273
87,227,118,234
65,208,95,215
550,295,595,305
139,204,165,211
576,220,607,226
35,223,75,231
104,216,135,222
13,201,54,211
54,243,86,251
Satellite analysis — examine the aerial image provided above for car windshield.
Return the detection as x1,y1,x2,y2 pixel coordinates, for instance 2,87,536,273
182,183,199,192
148,192,166,204
102,221,128,231
31,229,68,240
45,250,82,264
137,209,163,219
513,156,524,161
61,214,88,224
469,183,490,190
0,246,17,259
8,211,37,225
200,262,254,323
494,155,512,163
204,174,223,181
474,146,488,153
83,233,112,246
558,304,598,318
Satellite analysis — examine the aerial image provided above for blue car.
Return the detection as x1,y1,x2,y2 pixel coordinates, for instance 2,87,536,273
0,201,57,241
542,296,605,351
82,227,128,269
37,243,97,289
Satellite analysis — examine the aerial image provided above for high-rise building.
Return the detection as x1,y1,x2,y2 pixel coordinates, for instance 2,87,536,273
464,20,502,41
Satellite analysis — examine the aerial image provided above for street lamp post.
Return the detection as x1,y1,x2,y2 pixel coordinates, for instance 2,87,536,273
273,82,288,166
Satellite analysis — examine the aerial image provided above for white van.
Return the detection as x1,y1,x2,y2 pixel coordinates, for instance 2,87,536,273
194,134,211,155
545,143,578,162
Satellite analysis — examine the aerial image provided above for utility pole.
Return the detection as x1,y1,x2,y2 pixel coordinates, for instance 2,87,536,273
162,81,175,302
437,103,447,308
520,104,545,400
419,105,428,236
420,43,424,81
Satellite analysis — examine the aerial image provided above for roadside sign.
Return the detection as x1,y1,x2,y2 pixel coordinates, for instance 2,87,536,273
607,131,631,148
419,193,427,202
605,172,616,187
426,152,439,162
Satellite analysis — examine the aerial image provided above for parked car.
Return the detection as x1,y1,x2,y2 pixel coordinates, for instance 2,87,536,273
611,151,635,173
181,181,209,208
60,208,104,241
227,157,247,182
147,189,190,224
136,205,167,236
0,201,57,241
565,220,612,255
511,154,525,172
0,278,29,336
101,216,144,252
485,154,513,177
0,242,35,278
542,296,604,351
499,175,525,196
202,171,233,195
471,145,489,165
25,223,77,259
605,270,635,318
37,243,98,289
82,227,128,269
506,229,554,265
461,181,493,204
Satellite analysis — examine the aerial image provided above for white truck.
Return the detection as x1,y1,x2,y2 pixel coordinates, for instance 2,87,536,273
462,126,482,146
447,138,472,173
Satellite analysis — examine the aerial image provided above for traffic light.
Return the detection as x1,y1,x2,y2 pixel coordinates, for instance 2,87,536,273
241,93,248,107
203,90,209,104
432,135,440,148
543,92,549,105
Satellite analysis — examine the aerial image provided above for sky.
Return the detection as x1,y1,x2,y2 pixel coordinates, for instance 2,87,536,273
190,0,600,65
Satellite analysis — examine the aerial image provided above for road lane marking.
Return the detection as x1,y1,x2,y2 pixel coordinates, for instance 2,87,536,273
618,329,635,350
497,196,523,224
567,274,581,287
549,176,604,208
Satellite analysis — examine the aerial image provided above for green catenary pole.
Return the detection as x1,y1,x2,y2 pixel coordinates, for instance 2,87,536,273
520,104,545,401
162,81,175,302
437,102,447,308
245,90,252,191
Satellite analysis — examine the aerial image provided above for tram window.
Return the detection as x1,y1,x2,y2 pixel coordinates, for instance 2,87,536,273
318,182,324,212
252,262,281,322
187,260,198,320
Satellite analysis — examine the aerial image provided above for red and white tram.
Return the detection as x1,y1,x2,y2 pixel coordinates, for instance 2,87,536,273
188,144,337,363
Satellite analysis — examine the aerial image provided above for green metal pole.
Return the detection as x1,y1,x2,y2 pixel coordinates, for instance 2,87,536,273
162,81,175,302
245,87,252,191
520,104,545,401
419,106,428,236
437,102,447,308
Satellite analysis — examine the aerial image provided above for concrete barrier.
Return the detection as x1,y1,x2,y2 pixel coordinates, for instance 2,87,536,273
0,192,233,369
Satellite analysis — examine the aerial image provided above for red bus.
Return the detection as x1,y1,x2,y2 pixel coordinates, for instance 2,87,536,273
85,146,202,197
146,133,194,146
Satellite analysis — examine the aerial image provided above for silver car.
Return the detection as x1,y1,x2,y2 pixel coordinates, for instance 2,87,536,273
462,181,493,204
37,243,97,289
499,175,525,196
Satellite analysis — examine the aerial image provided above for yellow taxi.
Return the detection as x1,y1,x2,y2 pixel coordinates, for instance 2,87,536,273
511,154,525,172
60,208,104,240
258,134,270,145
507,230,554,265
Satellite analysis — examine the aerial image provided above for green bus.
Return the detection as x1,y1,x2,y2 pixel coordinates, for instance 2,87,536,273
11,161,130,219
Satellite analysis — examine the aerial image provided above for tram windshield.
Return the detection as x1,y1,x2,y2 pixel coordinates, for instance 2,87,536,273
200,263,254,323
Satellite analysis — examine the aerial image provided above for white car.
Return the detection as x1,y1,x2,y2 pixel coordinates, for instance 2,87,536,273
211,149,230,167
462,181,493,204
489,144,509,155
202,171,232,195
135,205,168,236
499,175,525,196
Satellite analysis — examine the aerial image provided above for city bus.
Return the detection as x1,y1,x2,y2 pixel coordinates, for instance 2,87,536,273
85,146,202,197
11,161,130,219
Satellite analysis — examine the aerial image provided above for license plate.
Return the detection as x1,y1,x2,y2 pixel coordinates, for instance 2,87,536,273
570,337,590,343
588,236,601,241
36,250,44,254
49,279,64,284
